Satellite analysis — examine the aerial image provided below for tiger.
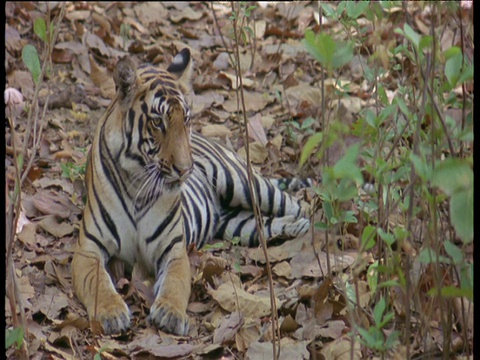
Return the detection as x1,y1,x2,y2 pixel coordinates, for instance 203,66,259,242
71,48,311,336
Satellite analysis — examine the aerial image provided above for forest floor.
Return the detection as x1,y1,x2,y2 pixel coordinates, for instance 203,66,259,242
5,2,473,360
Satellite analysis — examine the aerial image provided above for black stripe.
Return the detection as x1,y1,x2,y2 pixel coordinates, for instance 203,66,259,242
266,181,275,215
265,216,274,239
215,208,242,238
219,164,235,208
86,194,103,238
98,127,136,226
145,202,180,244
232,216,252,238
248,226,257,247
155,234,183,274
92,180,121,249
82,221,111,259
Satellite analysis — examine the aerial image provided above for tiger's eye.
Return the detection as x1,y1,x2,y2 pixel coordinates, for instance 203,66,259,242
152,117,165,132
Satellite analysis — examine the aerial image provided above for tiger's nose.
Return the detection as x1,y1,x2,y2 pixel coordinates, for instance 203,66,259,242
175,164,193,178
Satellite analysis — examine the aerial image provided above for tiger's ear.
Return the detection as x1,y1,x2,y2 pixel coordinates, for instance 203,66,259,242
167,48,193,93
113,57,138,101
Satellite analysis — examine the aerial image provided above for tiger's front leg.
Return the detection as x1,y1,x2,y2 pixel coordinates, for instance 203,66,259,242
148,240,191,335
71,229,131,335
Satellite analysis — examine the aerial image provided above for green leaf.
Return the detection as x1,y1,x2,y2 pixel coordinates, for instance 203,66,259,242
341,210,357,224
5,327,23,349
458,63,474,85
22,45,41,84
402,23,421,51
303,30,335,69
34,17,47,42
245,5,257,17
334,177,358,202
410,153,431,182
445,52,463,88
314,221,329,230
377,279,401,288
367,261,379,294
417,247,451,264
419,35,433,53
332,41,354,69
449,188,473,244
384,330,400,349
432,158,473,196
443,240,463,264
346,1,369,19
443,46,462,60
300,132,323,166
373,297,386,325
320,3,338,19
333,143,363,185
437,285,473,299
377,228,395,247
377,310,395,329
361,225,376,251
357,327,378,348
364,108,377,128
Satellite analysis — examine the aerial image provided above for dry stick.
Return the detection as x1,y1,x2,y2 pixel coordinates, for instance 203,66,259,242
456,9,471,356
6,116,29,359
458,5,468,159
230,3,279,358
426,6,453,358
402,3,432,357
210,2,235,67
310,1,326,280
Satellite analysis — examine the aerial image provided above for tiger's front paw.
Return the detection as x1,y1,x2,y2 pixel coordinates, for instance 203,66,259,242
93,295,131,335
148,299,189,336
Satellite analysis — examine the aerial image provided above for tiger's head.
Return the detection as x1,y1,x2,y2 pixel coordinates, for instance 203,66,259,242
111,49,194,198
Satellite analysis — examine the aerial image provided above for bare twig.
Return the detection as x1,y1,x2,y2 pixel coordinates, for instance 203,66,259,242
210,2,236,67
20,4,65,185
229,2,279,358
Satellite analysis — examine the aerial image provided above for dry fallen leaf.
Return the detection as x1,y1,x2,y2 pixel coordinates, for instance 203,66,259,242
316,320,346,340
321,335,362,360
222,91,273,113
313,277,333,324
245,238,303,264
246,338,309,360
207,282,281,319
272,261,292,278
89,55,115,99
31,291,69,320
237,142,268,164
280,314,299,333
219,71,255,90
213,311,244,345
191,91,225,114
201,124,232,138
171,6,204,23
38,215,75,238
247,113,268,146
290,251,355,279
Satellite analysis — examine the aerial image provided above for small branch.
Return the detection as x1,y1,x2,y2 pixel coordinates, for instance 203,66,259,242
230,2,279,358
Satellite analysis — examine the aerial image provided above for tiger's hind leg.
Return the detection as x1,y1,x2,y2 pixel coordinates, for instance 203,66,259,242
72,231,131,335
215,209,310,247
